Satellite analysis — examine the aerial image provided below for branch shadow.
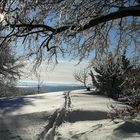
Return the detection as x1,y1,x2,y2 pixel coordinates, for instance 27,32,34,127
113,121,140,138
65,110,111,122
0,95,45,116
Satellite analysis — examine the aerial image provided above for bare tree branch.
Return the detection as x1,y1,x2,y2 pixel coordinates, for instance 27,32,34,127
4,5,140,35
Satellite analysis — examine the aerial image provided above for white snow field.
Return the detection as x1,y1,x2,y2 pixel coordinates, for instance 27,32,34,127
0,89,140,140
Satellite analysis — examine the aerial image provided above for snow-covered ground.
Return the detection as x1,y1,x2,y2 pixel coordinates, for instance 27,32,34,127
0,89,140,140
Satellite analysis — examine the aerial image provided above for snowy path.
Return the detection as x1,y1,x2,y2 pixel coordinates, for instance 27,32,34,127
0,90,140,140
0,91,73,140
37,91,72,140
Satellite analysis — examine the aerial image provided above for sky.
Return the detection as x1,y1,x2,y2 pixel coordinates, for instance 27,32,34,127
21,59,91,84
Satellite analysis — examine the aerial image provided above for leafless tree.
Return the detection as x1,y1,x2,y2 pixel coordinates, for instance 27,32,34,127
0,0,140,65
74,69,90,91
35,72,44,94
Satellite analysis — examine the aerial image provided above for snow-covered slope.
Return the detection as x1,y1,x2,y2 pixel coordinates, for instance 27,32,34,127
0,89,139,140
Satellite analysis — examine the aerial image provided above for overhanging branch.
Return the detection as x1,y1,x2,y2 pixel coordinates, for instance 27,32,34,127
7,23,55,32
6,5,140,35
56,5,140,33
80,5,140,31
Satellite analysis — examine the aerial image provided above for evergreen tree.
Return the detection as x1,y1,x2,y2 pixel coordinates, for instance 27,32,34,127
90,52,132,99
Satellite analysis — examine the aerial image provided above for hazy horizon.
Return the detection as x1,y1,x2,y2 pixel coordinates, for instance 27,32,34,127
20,60,91,84
16,80,83,87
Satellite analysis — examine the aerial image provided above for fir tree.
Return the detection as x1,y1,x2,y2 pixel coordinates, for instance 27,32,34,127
90,52,132,99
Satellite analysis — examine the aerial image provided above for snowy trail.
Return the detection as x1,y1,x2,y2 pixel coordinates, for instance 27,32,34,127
64,91,72,110
0,90,139,140
37,91,72,140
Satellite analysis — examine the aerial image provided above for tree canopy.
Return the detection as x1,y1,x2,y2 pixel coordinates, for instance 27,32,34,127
0,0,140,63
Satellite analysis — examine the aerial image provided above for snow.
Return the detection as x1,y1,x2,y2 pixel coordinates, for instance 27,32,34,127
0,91,64,116
0,89,140,140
